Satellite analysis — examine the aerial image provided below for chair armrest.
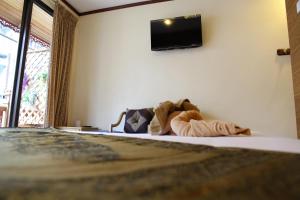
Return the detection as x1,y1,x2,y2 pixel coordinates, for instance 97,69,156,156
111,111,126,132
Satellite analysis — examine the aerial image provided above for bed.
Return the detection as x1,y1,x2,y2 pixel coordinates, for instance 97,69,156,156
0,128,300,199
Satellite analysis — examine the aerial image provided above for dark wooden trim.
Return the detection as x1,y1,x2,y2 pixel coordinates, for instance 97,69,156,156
59,0,172,16
61,0,80,16
80,0,173,16
9,0,34,127
34,0,54,16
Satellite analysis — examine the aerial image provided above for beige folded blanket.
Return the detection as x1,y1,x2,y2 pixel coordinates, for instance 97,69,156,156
171,110,251,137
149,99,200,135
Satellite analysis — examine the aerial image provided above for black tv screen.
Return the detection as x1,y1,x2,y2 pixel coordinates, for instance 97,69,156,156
151,15,202,51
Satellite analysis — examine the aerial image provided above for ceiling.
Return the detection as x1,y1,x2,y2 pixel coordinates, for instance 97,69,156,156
65,0,151,13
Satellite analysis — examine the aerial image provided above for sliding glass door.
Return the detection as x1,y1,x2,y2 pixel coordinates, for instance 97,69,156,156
0,0,24,127
0,0,53,128
19,3,53,127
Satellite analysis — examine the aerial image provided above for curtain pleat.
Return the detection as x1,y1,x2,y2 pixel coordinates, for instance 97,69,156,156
47,2,78,127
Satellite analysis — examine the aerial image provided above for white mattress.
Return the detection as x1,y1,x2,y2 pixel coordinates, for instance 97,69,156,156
68,130,300,154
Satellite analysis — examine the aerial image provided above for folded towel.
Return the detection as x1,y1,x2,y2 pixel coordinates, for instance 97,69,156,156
149,99,200,135
171,110,251,137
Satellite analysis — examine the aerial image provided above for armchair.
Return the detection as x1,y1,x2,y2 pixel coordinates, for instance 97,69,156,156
110,111,126,132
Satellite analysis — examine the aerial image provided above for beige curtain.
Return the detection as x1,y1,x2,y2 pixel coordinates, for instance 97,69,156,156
47,2,78,127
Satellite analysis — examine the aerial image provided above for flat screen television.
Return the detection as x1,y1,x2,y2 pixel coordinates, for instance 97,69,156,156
151,15,202,51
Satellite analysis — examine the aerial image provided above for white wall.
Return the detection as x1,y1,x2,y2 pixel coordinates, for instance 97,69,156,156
69,0,297,137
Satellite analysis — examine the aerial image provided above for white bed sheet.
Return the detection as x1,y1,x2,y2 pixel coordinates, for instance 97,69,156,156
69,130,300,154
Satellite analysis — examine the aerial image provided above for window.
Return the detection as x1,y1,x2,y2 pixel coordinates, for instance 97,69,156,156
0,0,53,127
19,3,53,127
0,0,24,127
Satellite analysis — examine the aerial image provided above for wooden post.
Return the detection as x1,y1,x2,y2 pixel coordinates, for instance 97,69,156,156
285,0,300,138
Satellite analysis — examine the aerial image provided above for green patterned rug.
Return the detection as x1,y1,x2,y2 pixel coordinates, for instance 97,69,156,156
0,129,299,200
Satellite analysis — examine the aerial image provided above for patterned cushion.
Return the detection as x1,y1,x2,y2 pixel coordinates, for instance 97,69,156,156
124,108,154,133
